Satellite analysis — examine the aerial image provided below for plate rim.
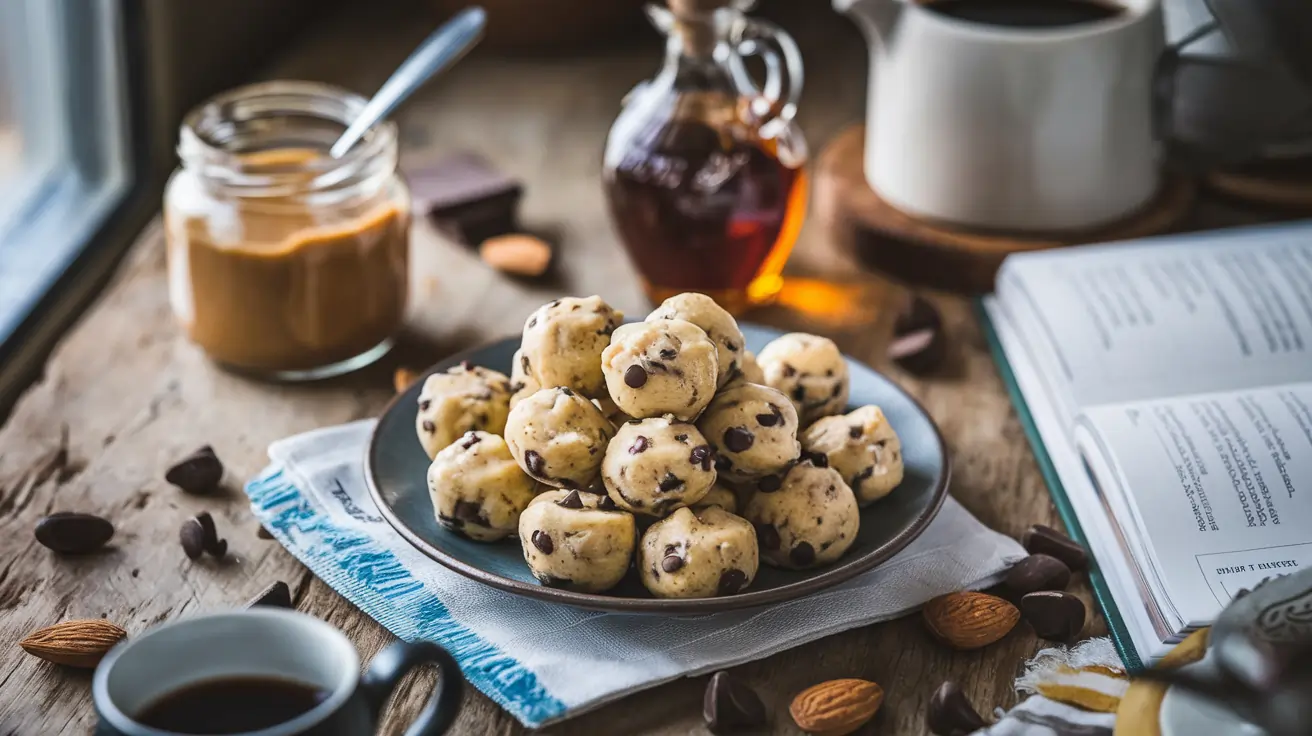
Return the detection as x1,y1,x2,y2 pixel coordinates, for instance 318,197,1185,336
364,327,951,614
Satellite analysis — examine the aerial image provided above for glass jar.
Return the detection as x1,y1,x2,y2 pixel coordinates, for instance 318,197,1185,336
164,81,411,380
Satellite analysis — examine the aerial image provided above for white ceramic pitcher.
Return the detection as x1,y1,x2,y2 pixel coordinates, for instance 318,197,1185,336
835,0,1166,232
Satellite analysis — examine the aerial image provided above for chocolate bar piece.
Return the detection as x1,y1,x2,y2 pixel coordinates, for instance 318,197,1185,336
405,153,524,244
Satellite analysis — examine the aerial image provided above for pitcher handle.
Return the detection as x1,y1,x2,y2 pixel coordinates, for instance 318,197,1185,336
731,16,804,139
360,640,464,736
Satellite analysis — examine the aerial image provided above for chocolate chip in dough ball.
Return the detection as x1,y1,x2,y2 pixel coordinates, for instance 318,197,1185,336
756,333,849,425
601,319,718,421
801,405,904,506
415,363,513,458
518,489,636,593
427,431,541,541
520,296,623,398
504,387,614,490
647,293,746,389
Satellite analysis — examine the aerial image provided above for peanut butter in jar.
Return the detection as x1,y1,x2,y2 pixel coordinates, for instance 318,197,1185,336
164,83,411,380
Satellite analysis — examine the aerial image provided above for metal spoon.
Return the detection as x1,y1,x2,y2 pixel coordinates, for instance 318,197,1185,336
329,7,487,158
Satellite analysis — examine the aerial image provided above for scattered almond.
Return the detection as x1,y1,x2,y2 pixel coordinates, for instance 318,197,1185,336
20,619,127,668
394,367,420,393
479,233,552,277
923,591,1019,650
789,678,883,736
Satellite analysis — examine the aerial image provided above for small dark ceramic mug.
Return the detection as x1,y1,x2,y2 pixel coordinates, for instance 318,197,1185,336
92,609,462,736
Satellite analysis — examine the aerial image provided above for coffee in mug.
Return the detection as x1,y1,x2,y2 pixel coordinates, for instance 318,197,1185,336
922,0,1124,28
135,676,331,734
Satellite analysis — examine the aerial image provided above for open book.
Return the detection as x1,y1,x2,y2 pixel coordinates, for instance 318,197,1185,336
980,222,1312,667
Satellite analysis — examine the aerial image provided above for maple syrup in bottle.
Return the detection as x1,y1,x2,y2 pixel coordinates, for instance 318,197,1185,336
604,0,808,314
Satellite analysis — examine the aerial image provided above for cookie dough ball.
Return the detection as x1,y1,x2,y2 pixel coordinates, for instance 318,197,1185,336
639,506,758,598
697,382,800,483
519,489,636,592
757,333,850,425
744,458,860,570
737,350,766,385
801,405,904,506
647,293,745,389
601,416,716,516
509,349,540,409
520,296,623,398
691,483,739,514
504,387,614,490
427,431,540,541
601,320,718,421
416,363,513,458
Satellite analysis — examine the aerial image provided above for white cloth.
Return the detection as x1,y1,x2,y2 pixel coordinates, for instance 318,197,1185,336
245,420,1023,727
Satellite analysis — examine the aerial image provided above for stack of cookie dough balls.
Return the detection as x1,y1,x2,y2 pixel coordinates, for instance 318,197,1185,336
414,291,908,600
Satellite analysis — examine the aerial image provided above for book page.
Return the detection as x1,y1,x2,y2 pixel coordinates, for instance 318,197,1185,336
997,223,1312,409
1075,382,1312,626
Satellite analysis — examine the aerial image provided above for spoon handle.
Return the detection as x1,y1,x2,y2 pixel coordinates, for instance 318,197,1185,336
330,7,487,158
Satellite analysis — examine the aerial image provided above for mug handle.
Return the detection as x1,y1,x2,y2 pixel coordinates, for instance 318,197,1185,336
360,641,464,736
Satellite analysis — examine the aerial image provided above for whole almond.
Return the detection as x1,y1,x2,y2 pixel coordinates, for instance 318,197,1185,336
20,619,127,668
479,234,552,277
923,591,1019,650
789,678,883,736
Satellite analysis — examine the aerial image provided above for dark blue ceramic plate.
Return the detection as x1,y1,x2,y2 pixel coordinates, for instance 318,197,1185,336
365,324,949,614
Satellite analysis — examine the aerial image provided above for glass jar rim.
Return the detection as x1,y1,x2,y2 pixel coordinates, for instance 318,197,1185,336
177,80,398,196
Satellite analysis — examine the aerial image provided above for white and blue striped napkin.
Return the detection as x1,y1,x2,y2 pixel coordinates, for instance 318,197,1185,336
245,420,1023,728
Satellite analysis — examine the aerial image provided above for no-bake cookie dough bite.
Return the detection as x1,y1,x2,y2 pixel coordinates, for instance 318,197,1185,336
647,293,745,389
427,431,540,542
504,386,615,490
601,319,719,421
415,362,514,459
508,349,540,409
736,349,766,386
756,333,850,426
518,489,636,593
638,506,758,598
744,456,860,570
519,295,623,398
601,416,717,516
696,382,800,483
801,405,904,506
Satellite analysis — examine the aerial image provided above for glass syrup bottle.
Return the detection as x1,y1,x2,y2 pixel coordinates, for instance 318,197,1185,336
603,0,809,314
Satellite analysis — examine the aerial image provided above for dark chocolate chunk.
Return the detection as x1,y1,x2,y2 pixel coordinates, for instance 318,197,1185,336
557,490,584,509
165,445,225,494
520,354,531,374
180,519,205,560
755,412,778,427
1020,591,1086,641
453,501,484,524
723,427,754,453
715,455,733,473
659,473,685,492
674,434,689,443
559,387,574,396
757,475,782,493
703,671,766,734
790,542,816,566
407,152,524,244
852,466,874,489
849,425,864,439
629,436,650,455
531,530,554,554
246,581,293,609
524,450,546,477
782,364,796,377
459,432,482,450
419,399,432,411
659,348,677,359
717,569,748,596
1004,554,1072,595
538,573,573,589
802,451,829,468
597,495,618,511
624,365,648,388
927,681,988,736
1021,524,1089,571
690,445,714,471
791,385,807,403
422,420,436,433
830,382,844,398
755,523,780,550
890,295,947,375
661,555,685,573
257,525,274,540
34,513,114,555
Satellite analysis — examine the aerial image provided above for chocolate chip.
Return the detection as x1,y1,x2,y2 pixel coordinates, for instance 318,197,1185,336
703,671,766,734
629,436,650,454
1021,525,1088,571
715,455,733,473
524,449,546,477
674,433,689,443
1004,554,1072,595
661,555,684,573
755,523,780,550
422,420,436,433
724,340,738,352
459,433,482,450
852,466,874,489
927,681,988,735
180,519,205,560
34,513,115,555
246,581,293,609
624,365,648,388
790,385,806,403
520,354,531,374
802,451,829,468
659,348,677,359
1020,591,1086,641
659,473,685,492
790,542,816,566
757,475,782,492
782,364,796,377
257,525,274,540
690,445,714,471
830,382,844,398
723,427,754,453
717,569,747,596
527,316,537,329
755,412,778,427
557,490,584,509
890,295,947,375
849,425,863,439
559,387,574,396
597,495,618,511
165,445,225,494
454,501,484,524
531,530,554,554
419,399,432,411
538,573,573,588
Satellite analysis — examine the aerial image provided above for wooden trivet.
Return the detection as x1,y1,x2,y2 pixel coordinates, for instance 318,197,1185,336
814,126,1197,294
1206,157,1312,209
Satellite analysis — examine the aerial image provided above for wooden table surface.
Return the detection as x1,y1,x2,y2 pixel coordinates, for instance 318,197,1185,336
0,4,1277,734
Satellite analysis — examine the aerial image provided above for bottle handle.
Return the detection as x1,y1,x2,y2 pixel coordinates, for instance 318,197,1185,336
731,16,804,138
